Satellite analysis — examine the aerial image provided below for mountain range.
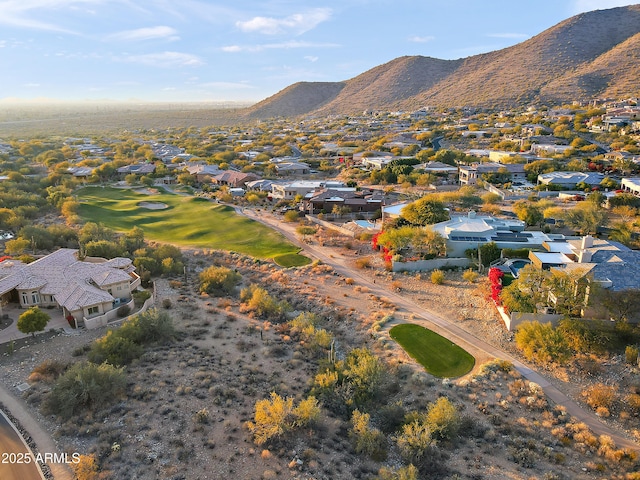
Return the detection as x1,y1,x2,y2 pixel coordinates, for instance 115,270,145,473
243,5,640,119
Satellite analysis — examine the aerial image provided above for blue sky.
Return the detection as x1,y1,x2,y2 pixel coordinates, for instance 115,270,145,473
0,0,637,104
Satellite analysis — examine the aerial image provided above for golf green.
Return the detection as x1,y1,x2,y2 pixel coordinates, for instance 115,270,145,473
390,323,475,378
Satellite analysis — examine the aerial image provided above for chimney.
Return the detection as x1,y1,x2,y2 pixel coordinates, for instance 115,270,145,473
581,235,594,250
578,250,593,263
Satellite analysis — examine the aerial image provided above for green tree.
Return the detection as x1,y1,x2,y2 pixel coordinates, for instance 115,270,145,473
400,196,449,226
296,225,317,240
17,307,50,336
478,241,501,267
563,202,607,235
513,201,543,226
515,321,571,365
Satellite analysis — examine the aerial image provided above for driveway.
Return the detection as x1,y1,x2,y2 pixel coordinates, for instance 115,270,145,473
0,305,72,346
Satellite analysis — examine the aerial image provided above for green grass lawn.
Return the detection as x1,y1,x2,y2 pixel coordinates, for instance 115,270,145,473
76,186,308,261
389,323,475,378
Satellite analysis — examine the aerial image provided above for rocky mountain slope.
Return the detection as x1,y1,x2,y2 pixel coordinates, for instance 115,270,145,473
244,4,640,119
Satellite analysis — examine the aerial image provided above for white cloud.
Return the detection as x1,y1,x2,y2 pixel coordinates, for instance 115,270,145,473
304,55,318,62
116,51,204,67
486,33,529,39
236,8,331,35
408,35,435,43
0,0,103,33
23,82,40,87
222,40,340,53
106,26,180,42
570,0,638,13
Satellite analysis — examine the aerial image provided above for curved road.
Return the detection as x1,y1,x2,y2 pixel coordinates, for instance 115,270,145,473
0,411,45,480
242,208,639,451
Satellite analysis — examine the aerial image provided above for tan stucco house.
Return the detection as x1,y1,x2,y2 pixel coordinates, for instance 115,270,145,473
0,249,140,325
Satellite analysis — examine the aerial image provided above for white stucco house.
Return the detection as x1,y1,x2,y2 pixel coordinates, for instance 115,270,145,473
0,249,140,326
431,211,551,257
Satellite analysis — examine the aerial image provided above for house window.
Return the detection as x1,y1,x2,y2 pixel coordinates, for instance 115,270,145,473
87,306,99,315
21,292,28,304
31,291,40,304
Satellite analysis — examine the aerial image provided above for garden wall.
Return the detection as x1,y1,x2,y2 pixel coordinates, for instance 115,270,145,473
392,257,470,273
496,306,563,331
84,298,136,329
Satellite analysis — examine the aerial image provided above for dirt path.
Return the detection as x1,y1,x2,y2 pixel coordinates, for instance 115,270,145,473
242,209,640,451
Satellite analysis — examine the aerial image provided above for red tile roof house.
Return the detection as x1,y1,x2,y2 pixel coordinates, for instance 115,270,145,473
0,249,141,329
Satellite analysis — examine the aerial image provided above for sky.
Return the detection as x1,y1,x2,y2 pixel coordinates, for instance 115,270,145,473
0,0,638,104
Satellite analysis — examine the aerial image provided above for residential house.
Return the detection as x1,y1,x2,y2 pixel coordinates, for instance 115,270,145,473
537,171,605,188
305,189,384,216
117,163,156,177
431,211,551,257
274,162,310,175
0,249,140,326
212,170,259,188
528,235,640,321
185,163,221,183
270,181,346,200
459,162,526,185
620,177,640,196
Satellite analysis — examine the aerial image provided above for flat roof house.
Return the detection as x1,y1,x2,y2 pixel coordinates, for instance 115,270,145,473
537,171,605,187
431,211,550,257
0,249,140,326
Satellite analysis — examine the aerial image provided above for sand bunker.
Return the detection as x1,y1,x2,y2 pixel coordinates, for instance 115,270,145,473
138,201,168,210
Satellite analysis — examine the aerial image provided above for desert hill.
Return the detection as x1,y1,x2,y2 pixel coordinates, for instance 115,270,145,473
243,4,640,119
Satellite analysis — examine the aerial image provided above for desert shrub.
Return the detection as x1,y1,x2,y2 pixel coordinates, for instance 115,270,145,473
29,359,67,383
283,210,300,222
116,305,130,318
88,309,175,366
118,308,175,345
311,347,385,415
240,284,290,321
354,257,371,269
430,269,445,285
583,383,617,410
396,417,434,463
626,393,640,414
193,408,210,424
71,454,100,480
377,402,406,434
88,331,143,366
626,345,639,365
246,392,319,445
350,409,387,460
426,397,460,441
375,464,419,480
43,362,126,419
293,396,320,427
161,298,172,309
199,265,241,296
462,269,478,283
515,321,571,365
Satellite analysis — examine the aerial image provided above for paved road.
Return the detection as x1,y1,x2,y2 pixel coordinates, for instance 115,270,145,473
0,411,45,480
243,208,640,451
